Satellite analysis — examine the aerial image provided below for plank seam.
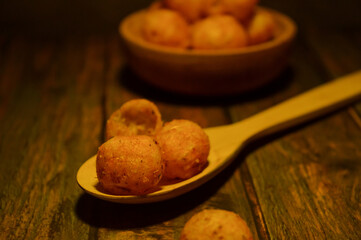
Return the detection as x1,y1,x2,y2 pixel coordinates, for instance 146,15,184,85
348,106,361,130
240,163,270,240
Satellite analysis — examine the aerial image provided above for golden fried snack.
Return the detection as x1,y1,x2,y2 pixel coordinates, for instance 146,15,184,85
148,0,163,10
163,0,216,23
142,9,190,48
191,15,248,50
96,135,164,195
155,119,210,179
246,9,275,45
206,2,227,17
219,0,258,22
105,99,162,140
180,209,253,240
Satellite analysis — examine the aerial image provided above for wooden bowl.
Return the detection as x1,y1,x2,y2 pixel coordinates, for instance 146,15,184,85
119,7,297,96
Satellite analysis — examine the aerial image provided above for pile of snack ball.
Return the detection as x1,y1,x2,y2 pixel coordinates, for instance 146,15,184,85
96,99,210,195
96,99,253,239
141,0,275,49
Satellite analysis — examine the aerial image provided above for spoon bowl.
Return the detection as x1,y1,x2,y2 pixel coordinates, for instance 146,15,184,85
77,71,361,204
77,146,223,204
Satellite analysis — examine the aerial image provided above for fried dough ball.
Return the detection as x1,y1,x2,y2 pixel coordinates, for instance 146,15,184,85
206,3,227,16
96,135,164,195
246,9,275,45
218,0,258,22
181,209,253,240
155,119,210,179
142,9,190,48
191,15,248,50
148,0,163,10
105,99,163,140
163,0,216,23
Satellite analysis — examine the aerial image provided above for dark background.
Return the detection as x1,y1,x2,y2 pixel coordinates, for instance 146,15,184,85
0,0,152,36
0,0,360,36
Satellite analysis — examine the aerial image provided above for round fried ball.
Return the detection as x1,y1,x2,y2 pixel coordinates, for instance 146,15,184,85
246,9,275,45
219,0,258,22
163,0,216,23
191,15,248,50
142,8,190,48
105,99,163,140
155,119,210,179
148,0,163,10
96,135,164,195
206,3,227,17
181,209,253,240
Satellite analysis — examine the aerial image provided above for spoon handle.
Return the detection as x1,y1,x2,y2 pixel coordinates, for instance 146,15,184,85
239,70,361,142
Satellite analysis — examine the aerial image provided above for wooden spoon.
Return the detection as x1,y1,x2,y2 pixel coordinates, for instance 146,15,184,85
77,71,361,204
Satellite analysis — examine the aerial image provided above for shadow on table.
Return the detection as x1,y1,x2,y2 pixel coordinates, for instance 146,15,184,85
118,65,294,106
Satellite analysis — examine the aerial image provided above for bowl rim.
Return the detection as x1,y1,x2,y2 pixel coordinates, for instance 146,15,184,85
119,6,297,56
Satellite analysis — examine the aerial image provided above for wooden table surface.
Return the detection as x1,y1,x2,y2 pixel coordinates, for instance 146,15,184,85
1,0,361,239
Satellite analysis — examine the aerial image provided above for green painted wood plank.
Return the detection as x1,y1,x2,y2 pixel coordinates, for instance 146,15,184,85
230,0,361,238
247,112,361,239
0,36,105,240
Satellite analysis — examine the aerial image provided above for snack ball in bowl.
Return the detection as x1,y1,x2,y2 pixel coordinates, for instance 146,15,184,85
246,8,276,45
120,5,296,96
191,14,248,50
96,135,164,195
141,8,190,48
163,0,216,23
216,0,259,22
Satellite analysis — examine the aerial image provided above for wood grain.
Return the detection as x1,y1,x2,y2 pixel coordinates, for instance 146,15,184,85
232,1,361,239
0,37,104,239
246,112,361,239
0,0,361,239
